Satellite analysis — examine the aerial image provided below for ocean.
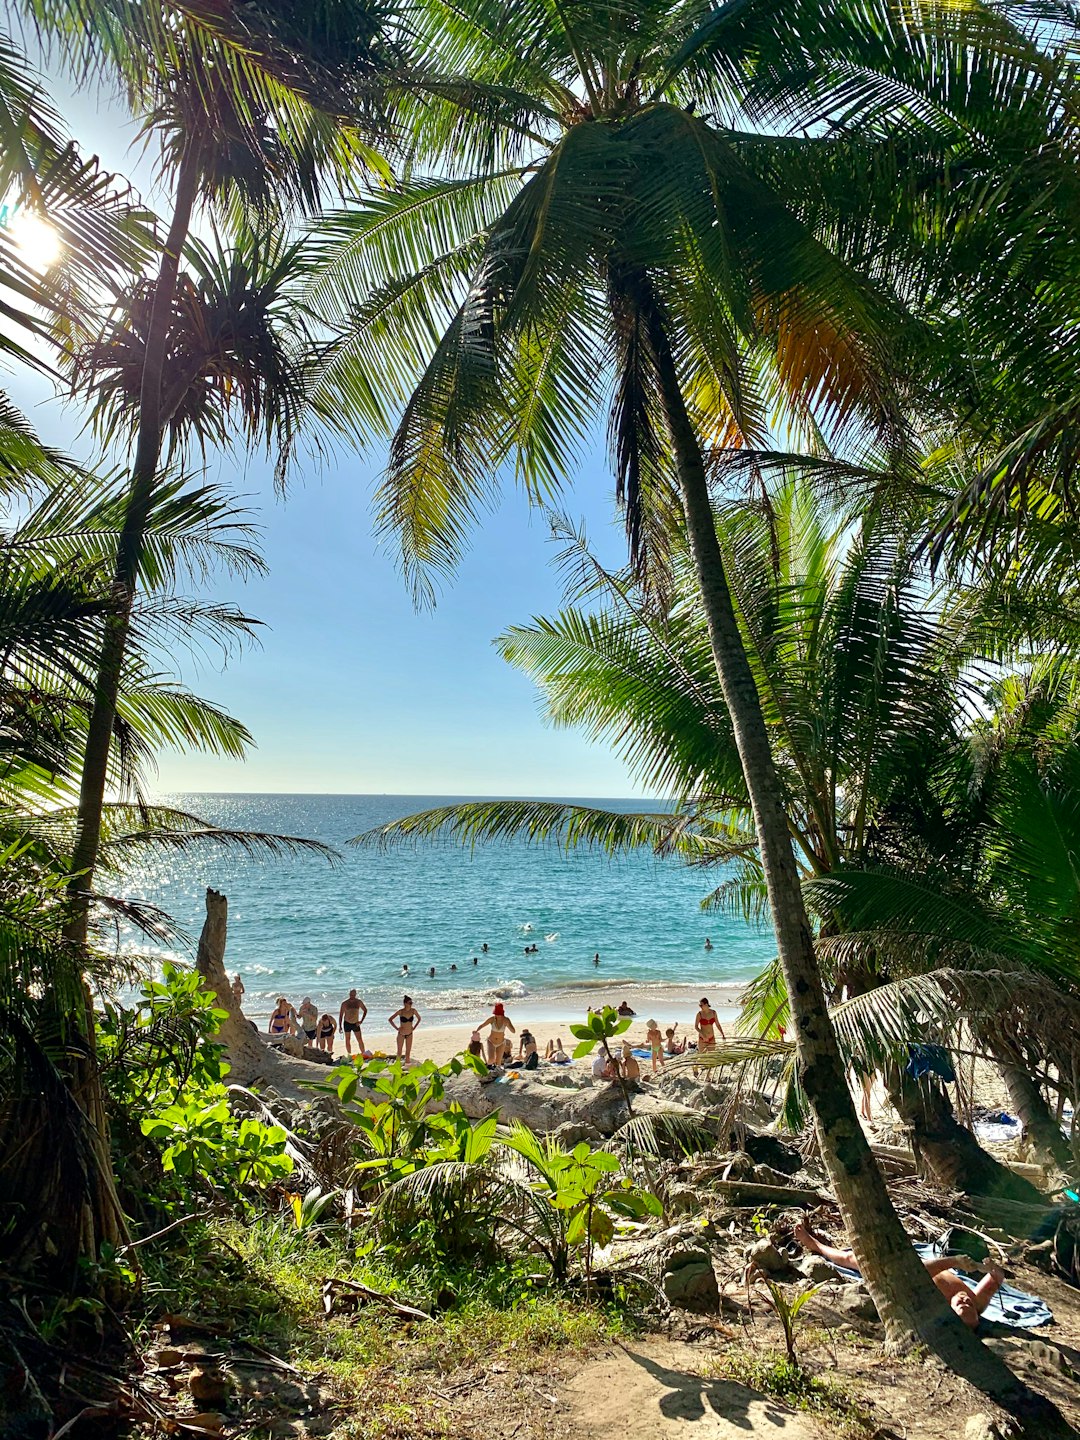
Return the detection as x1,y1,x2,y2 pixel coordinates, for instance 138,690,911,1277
115,794,775,1027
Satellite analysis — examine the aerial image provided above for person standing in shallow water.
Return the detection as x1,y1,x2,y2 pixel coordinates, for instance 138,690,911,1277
339,988,368,1055
593,952,600,967
389,995,421,1062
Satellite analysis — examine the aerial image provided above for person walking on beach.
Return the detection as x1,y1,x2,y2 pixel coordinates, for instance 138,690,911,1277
646,1019,664,1073
297,996,318,1043
339,988,368,1055
389,995,421,1062
317,1013,336,1053
695,997,723,1052
477,1002,516,1066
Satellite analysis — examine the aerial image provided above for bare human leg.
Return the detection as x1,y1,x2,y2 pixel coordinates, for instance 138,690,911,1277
793,1219,858,1271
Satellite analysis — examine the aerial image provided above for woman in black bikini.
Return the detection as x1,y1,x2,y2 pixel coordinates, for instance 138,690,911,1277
317,1013,336,1053
389,995,421,1062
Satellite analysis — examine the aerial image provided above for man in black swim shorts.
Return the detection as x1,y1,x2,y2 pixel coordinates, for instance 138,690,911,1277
338,987,368,1055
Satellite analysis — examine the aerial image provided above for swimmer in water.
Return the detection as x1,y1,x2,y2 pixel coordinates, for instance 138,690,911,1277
450,963,457,971
401,964,409,976
593,952,600,967
481,942,489,953
704,937,714,951
472,956,478,965
428,965,436,978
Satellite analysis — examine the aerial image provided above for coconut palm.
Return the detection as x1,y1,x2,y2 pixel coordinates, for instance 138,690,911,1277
14,0,398,956
302,0,1080,1370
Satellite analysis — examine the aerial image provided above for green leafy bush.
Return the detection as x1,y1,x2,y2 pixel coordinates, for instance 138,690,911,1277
100,962,293,1210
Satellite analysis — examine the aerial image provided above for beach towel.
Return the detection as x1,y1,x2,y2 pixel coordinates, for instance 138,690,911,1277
823,1242,1052,1329
631,1047,652,1059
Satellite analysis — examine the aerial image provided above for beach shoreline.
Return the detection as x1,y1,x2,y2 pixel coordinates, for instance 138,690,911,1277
311,986,747,1066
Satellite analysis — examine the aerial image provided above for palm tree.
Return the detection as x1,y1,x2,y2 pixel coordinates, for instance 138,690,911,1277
0,464,334,1284
306,1,1072,1372
357,483,1046,1201
17,0,399,951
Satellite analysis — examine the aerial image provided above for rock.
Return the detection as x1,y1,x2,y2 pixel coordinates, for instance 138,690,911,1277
741,1132,801,1175
793,1254,836,1284
552,1120,605,1149
663,1183,702,1218
719,1151,756,1181
188,1367,232,1407
662,1247,719,1311
745,1237,790,1276
964,1415,1010,1440
831,1282,879,1322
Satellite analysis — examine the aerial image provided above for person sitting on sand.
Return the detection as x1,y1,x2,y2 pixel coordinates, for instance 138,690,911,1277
297,996,318,1043
268,996,294,1037
339,988,368,1055
477,1002,516,1066
645,1019,664,1073
518,1029,539,1070
620,1043,641,1081
617,1000,635,1017
794,1220,1004,1331
389,995,421,1062
231,973,245,1009
317,1013,336,1052
695,997,723,1052
664,1026,686,1056
591,1050,617,1080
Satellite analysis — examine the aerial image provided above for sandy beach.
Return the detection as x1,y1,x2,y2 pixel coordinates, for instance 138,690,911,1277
321,985,747,1066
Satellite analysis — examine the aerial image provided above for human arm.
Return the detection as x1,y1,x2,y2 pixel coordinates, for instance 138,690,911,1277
973,1265,1005,1314
388,1007,402,1031
506,1019,516,1034
359,1000,368,1023
476,1016,493,1034
411,1008,421,1028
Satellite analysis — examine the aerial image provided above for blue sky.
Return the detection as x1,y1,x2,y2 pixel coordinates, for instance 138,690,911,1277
7,62,650,798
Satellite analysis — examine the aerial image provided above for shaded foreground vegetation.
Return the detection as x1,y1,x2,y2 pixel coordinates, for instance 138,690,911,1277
5,0,1080,1435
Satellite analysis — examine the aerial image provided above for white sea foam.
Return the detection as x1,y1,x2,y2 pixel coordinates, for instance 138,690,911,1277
544,932,559,942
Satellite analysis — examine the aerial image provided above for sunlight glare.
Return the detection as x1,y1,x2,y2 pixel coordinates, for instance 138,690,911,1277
12,211,63,270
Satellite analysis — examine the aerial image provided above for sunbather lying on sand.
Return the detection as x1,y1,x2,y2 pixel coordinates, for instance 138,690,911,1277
794,1220,1003,1330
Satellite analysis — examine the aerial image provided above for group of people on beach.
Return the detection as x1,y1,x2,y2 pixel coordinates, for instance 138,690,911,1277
254,973,726,1077
261,984,422,1062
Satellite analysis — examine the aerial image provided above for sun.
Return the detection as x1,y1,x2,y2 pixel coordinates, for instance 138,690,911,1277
12,211,63,270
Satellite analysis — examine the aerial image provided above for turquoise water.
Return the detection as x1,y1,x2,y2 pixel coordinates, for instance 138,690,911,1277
117,794,774,1023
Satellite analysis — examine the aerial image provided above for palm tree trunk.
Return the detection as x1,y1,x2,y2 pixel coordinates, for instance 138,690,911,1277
994,1054,1074,1173
58,139,202,1284
885,1068,1046,1203
65,136,202,943
634,280,1058,1415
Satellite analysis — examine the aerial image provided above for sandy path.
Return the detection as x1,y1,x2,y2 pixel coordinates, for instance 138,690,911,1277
559,1341,823,1437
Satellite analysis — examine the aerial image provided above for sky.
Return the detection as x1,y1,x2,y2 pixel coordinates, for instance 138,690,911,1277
4,52,650,799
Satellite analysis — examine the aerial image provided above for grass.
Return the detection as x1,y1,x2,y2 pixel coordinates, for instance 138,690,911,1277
711,1349,878,1438
135,1214,623,1440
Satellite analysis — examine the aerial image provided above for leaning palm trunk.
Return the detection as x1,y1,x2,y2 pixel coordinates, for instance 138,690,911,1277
884,1067,1046,1204
993,1053,1074,1174
635,284,1050,1409
57,141,203,1282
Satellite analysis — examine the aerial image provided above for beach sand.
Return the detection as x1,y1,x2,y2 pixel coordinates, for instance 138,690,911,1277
324,986,747,1066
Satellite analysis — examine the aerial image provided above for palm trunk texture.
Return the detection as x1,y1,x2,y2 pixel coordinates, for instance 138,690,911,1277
996,1055,1074,1173
59,141,202,1284
637,278,1067,1426
885,1068,1046,1203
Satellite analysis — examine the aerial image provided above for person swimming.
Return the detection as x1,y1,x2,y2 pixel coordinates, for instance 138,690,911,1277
481,942,489,953
428,965,436,978
472,956,479,965
704,936,714,951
